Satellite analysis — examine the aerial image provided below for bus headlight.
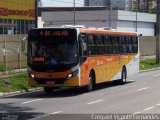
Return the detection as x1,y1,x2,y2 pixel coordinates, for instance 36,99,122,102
67,70,78,80
31,74,35,78
67,73,72,79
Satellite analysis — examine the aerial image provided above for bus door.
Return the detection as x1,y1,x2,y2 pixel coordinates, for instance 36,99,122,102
79,33,88,86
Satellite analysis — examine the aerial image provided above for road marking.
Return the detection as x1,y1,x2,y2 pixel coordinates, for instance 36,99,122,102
154,74,160,77
144,106,154,111
51,111,63,114
156,103,160,106
22,99,43,104
30,111,62,120
31,114,51,120
128,80,135,82
137,87,148,91
133,112,141,115
87,99,104,105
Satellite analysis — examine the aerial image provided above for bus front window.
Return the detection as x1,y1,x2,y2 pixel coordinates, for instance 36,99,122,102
29,38,78,66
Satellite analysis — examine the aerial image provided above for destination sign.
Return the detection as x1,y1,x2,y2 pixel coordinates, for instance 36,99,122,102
39,30,69,37
33,57,45,62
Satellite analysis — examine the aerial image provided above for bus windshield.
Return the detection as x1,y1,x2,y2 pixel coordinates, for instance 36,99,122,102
28,29,78,71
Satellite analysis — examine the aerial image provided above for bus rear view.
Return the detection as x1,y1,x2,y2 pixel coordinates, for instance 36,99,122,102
27,28,79,93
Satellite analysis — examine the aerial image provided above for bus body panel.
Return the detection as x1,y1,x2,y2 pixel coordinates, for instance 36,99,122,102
125,54,139,77
28,64,80,87
80,54,138,85
28,71,80,87
28,76,79,87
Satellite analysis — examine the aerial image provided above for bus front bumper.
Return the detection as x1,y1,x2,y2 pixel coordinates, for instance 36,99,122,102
28,76,80,87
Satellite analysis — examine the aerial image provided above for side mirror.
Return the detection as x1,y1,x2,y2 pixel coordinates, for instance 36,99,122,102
21,37,28,56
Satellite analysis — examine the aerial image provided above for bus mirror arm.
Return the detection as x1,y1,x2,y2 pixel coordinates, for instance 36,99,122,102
81,42,86,51
21,36,28,56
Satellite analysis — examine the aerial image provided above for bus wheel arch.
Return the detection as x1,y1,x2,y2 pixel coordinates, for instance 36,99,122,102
87,69,96,92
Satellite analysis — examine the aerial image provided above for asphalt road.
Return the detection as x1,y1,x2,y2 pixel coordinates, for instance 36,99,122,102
0,70,160,120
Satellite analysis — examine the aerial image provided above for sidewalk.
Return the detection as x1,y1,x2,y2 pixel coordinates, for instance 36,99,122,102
140,55,156,60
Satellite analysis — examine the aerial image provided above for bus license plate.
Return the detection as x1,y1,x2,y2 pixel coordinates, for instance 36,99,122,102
46,81,55,84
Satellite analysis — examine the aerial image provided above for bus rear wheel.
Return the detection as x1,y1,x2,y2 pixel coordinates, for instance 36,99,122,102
120,68,127,85
44,87,53,94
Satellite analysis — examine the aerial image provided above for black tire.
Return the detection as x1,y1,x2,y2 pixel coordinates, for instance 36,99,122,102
86,73,95,92
44,87,53,94
120,68,127,85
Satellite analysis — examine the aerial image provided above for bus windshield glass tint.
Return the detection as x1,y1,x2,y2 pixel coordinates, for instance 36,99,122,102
28,29,78,66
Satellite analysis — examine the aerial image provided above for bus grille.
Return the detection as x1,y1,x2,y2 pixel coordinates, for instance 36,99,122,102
34,78,66,84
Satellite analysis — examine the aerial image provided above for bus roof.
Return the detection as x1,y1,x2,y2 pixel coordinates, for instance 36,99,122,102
80,28,137,36
30,27,137,36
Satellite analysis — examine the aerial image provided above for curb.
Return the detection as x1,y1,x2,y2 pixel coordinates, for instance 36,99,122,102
140,67,160,73
0,87,42,97
0,68,27,78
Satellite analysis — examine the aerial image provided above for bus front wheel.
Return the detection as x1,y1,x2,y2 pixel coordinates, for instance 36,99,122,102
86,72,95,92
44,87,53,94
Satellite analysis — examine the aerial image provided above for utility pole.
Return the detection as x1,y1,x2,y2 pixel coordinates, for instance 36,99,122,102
35,0,38,28
146,0,149,13
156,0,160,64
135,0,138,32
73,0,76,25
137,0,140,12
109,0,112,28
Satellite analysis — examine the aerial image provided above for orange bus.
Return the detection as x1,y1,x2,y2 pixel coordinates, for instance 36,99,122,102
24,27,139,93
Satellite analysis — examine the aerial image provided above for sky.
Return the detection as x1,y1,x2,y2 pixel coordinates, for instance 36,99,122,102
41,0,84,7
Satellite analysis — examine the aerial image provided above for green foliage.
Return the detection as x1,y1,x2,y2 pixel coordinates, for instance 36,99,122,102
0,65,6,72
140,58,160,70
0,73,30,93
149,7,157,14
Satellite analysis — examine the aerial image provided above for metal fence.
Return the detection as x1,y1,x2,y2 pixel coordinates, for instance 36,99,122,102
0,35,156,71
0,35,27,71
139,36,156,56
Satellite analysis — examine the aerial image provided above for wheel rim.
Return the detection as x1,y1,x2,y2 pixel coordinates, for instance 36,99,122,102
88,75,93,91
88,76,93,91
122,71,126,83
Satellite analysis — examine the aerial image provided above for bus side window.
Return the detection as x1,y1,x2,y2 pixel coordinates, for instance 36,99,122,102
96,35,104,55
119,36,126,54
112,36,119,54
87,34,97,55
104,35,112,55
132,36,138,53
125,36,133,53
79,34,87,56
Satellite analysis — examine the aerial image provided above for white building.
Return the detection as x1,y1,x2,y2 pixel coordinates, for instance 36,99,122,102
84,0,133,11
38,7,156,36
